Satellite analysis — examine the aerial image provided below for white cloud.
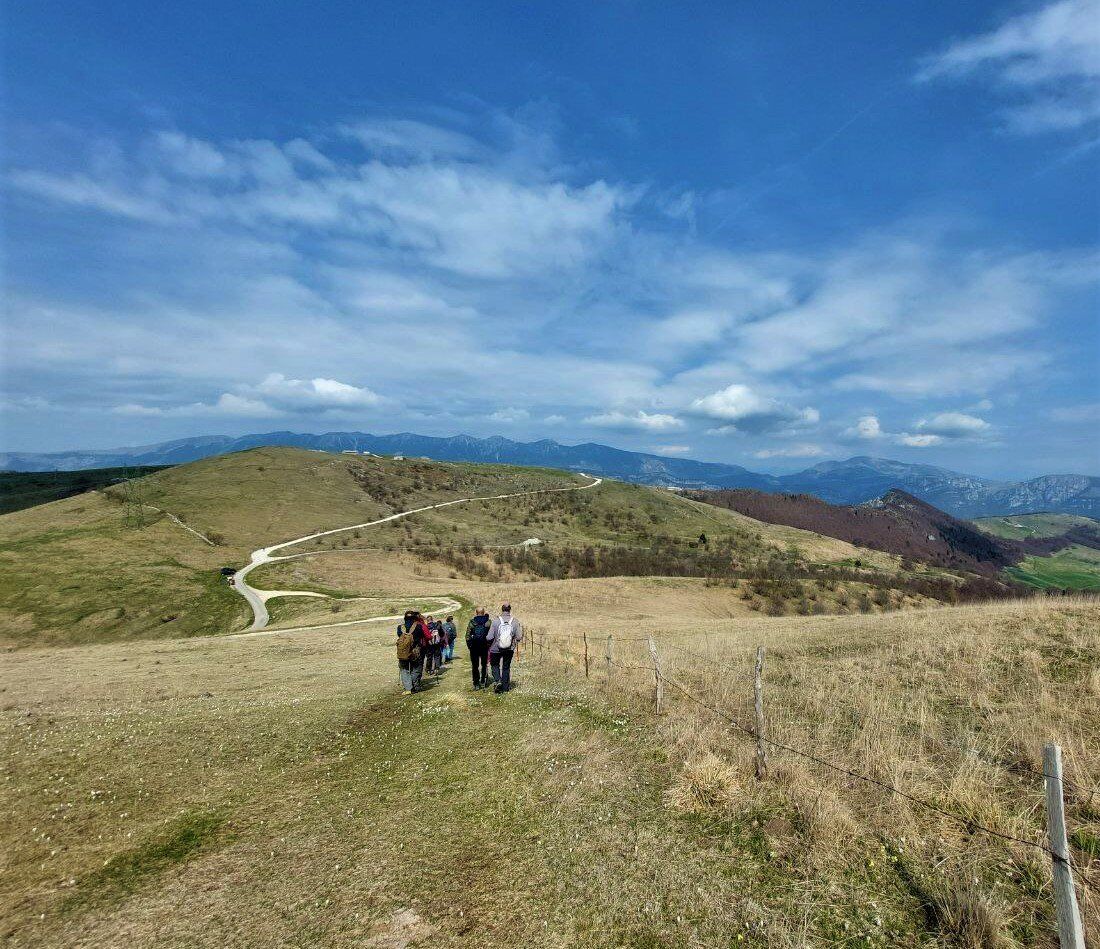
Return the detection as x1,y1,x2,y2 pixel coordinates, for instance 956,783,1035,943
916,411,991,438
897,433,943,448
10,125,629,280
543,414,567,425
918,0,1100,134
253,373,382,411
584,410,685,431
111,376,380,419
488,407,530,423
113,393,280,418
339,119,486,162
8,171,175,223
753,444,825,459
841,412,983,448
652,444,692,455
690,384,818,434
154,131,234,179
846,415,884,440
2,395,53,412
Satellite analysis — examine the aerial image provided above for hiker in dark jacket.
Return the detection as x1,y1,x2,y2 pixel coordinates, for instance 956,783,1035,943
425,616,444,676
443,615,458,663
395,610,427,694
465,608,492,690
486,603,523,694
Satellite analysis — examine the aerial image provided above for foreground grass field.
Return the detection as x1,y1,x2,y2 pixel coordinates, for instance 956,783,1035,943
3,585,1098,946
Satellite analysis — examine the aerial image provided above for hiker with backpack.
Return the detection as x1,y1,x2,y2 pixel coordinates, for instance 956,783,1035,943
487,604,523,694
395,610,428,694
465,608,492,690
443,615,458,663
425,616,444,676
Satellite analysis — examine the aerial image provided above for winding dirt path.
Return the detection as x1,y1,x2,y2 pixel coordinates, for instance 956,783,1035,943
231,474,603,634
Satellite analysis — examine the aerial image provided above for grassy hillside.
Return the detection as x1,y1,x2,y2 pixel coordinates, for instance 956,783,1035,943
0,446,916,647
4,596,1096,946
3,447,1097,945
0,448,579,647
976,514,1100,589
974,512,1099,540
1007,545,1100,590
0,466,169,515
0,491,250,647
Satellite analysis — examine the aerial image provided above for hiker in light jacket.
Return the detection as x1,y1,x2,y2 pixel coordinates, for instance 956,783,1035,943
466,608,492,690
487,603,523,694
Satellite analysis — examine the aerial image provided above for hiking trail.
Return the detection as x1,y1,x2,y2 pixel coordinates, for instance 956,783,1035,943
229,474,603,635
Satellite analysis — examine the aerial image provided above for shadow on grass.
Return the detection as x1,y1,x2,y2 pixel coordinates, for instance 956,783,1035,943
65,810,228,911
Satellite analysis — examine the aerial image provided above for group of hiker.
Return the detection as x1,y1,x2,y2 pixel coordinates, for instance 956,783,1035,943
395,604,523,695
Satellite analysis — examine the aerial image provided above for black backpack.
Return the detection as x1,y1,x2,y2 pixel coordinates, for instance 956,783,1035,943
467,617,489,644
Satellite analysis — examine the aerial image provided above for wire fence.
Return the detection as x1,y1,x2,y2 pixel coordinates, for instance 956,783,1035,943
522,626,1100,926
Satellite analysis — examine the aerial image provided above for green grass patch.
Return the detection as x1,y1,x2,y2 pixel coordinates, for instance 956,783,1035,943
1006,545,1100,590
66,810,227,910
974,513,1098,540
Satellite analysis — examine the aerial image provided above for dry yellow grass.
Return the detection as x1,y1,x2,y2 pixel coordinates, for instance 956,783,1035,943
536,596,1100,946
6,451,1096,945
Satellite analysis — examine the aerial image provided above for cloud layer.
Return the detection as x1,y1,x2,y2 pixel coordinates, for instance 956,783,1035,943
3,105,1097,471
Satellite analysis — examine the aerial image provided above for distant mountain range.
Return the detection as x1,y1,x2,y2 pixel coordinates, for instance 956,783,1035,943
2,430,1097,518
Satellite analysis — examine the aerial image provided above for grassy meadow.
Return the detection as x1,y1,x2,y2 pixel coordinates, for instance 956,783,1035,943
4,587,1097,947
2,448,1098,946
974,513,1099,540
1007,545,1100,591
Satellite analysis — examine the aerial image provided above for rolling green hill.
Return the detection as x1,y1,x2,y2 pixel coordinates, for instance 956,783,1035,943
973,512,1099,540
975,513,1100,589
1006,545,1100,590
0,446,919,648
0,446,1034,649
0,448,579,647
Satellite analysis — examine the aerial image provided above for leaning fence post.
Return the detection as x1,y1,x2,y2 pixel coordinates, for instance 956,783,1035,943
583,630,590,678
754,646,768,780
648,637,663,716
1043,744,1085,949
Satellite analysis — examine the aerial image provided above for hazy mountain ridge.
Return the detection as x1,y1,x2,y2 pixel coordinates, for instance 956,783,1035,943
2,432,1097,518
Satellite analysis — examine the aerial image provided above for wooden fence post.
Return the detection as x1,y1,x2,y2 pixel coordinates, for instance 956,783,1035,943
754,646,768,780
648,637,663,716
1044,744,1086,949
583,630,590,678
605,634,613,697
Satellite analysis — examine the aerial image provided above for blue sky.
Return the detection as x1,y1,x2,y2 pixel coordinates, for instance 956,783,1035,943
3,0,1098,477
